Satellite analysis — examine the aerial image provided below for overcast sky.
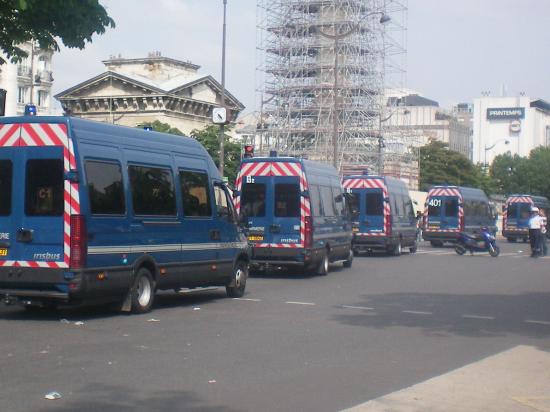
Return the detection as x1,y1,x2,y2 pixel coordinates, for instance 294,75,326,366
53,0,550,112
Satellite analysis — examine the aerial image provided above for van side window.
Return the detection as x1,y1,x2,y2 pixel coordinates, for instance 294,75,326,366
214,184,236,222
0,160,12,216
275,183,300,218
309,185,323,217
85,160,125,215
332,187,345,216
179,170,212,217
320,186,335,216
25,159,64,216
129,165,176,216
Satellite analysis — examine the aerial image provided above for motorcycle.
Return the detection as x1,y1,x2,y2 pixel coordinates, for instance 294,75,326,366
455,227,500,257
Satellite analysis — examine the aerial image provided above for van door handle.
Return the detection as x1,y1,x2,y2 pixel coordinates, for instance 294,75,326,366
16,228,34,243
270,224,281,233
210,230,221,241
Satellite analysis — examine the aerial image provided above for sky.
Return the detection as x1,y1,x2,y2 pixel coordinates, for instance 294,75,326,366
53,0,550,113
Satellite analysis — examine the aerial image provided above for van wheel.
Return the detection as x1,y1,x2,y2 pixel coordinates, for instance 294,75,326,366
226,260,248,298
130,267,155,314
343,249,354,268
392,241,402,256
316,252,329,276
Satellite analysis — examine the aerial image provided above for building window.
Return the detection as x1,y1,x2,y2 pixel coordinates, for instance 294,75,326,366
38,91,49,107
17,87,28,104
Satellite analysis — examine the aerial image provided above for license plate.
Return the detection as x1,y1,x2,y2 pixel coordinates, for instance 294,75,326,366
248,235,264,242
0,248,7,256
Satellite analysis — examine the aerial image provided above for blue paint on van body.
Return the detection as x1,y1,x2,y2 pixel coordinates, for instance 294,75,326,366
0,117,249,309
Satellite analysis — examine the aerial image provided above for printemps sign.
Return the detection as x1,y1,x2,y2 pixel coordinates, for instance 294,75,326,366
487,107,525,120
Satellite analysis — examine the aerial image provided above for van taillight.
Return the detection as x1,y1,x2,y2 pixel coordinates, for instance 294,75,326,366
70,215,87,269
385,214,392,236
304,216,313,248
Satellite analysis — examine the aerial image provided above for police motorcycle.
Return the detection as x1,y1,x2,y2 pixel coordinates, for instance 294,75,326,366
455,226,500,257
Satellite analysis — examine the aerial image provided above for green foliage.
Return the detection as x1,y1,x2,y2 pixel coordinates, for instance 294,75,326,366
419,140,492,193
490,147,550,200
0,0,115,64
139,120,184,136
190,125,241,185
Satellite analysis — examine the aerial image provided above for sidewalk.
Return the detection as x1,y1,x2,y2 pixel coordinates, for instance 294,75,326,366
342,345,550,412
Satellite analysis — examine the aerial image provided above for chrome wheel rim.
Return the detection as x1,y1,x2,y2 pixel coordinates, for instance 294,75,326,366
137,276,152,307
234,267,243,288
323,255,329,273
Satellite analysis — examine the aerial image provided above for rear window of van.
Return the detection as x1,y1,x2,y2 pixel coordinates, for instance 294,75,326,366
275,183,300,218
365,192,383,216
241,183,266,217
0,160,12,216
25,159,64,216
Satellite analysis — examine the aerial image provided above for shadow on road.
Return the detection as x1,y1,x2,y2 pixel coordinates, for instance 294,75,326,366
333,292,550,340
36,383,239,412
249,263,346,279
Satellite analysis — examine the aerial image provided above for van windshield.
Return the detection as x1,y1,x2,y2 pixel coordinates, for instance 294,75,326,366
365,192,384,216
275,183,300,218
25,159,64,216
241,183,266,217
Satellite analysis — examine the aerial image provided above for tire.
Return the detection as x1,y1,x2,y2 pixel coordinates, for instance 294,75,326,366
507,237,516,243
130,267,155,314
455,245,466,255
343,249,354,268
226,260,248,298
392,240,402,256
430,241,443,248
409,241,418,254
489,244,500,257
316,252,329,276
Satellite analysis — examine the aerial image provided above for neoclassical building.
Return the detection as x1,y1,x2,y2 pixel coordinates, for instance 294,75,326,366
55,52,244,134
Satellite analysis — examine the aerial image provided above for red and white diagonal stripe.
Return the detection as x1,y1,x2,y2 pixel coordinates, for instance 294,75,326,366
0,122,79,269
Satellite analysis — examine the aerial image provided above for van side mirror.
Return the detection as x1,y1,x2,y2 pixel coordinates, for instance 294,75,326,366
64,170,79,183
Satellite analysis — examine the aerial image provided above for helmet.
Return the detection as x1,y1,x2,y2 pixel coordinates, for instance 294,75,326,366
531,207,540,213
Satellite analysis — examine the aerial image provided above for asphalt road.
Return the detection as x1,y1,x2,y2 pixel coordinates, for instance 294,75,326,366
1,241,550,412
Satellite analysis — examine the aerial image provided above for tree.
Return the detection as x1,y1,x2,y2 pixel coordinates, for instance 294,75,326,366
490,153,530,195
139,120,184,136
419,140,491,193
190,125,241,185
0,0,115,64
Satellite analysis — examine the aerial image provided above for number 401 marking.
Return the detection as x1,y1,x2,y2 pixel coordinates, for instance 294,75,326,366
428,198,442,207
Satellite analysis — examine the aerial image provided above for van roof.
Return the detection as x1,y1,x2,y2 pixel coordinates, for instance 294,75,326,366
241,156,338,174
508,194,550,204
429,185,488,201
0,116,221,180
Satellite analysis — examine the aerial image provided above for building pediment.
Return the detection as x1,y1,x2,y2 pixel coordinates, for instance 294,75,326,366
55,72,163,100
170,75,244,110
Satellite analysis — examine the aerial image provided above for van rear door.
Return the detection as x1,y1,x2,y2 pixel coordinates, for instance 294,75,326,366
272,176,301,246
364,189,385,234
0,148,16,262
240,176,271,245
427,196,459,230
18,147,66,265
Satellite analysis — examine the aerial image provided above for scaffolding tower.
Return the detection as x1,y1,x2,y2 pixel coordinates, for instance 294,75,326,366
256,0,415,184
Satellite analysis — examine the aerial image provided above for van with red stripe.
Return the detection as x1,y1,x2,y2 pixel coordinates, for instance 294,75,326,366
423,185,496,246
235,156,353,275
343,175,417,255
502,195,549,242
0,117,249,312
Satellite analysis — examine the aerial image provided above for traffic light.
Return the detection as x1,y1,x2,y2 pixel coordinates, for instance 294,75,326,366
0,89,6,116
24,104,37,116
243,144,254,158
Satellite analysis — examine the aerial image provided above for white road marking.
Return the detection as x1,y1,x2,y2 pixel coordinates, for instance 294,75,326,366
402,310,433,315
342,305,375,311
232,298,262,302
525,319,550,326
285,301,316,306
462,314,495,320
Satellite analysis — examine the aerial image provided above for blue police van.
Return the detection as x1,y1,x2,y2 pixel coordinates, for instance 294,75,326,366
0,117,249,312
343,174,418,255
234,156,353,275
503,194,549,242
423,185,496,246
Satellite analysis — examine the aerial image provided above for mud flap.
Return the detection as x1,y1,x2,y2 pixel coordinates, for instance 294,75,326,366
120,291,132,312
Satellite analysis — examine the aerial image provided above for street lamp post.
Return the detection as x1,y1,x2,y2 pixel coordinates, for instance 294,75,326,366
484,138,510,170
318,12,390,170
219,0,227,177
